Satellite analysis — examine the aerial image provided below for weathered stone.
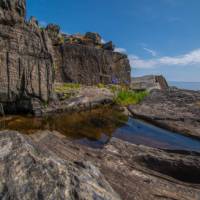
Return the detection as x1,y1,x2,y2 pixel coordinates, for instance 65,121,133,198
43,85,115,115
55,44,131,85
131,75,169,91
30,130,200,200
0,0,26,24
0,0,54,114
128,88,200,139
0,130,121,200
85,32,102,45
103,41,115,51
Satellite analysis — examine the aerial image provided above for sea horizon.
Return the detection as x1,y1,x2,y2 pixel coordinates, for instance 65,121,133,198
169,81,200,91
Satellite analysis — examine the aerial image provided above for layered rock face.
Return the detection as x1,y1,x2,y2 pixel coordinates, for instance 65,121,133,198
131,75,169,91
46,25,131,85
0,0,54,114
60,44,131,85
0,131,121,200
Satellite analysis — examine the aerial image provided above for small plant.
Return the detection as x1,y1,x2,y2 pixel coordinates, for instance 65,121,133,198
97,83,106,89
114,89,148,106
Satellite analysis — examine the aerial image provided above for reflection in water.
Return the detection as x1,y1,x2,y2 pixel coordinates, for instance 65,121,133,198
1,107,200,152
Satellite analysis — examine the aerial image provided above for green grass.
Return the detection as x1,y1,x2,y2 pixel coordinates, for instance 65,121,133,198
115,89,148,106
54,83,80,92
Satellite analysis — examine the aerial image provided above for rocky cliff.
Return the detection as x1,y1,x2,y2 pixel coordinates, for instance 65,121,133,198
46,25,131,85
0,0,131,115
0,0,54,114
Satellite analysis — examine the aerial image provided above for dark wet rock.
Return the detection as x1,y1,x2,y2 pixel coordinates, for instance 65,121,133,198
0,131,121,200
128,88,200,139
131,75,169,91
0,103,4,116
30,130,200,200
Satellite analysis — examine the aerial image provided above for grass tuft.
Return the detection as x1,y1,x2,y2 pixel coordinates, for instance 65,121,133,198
115,89,148,106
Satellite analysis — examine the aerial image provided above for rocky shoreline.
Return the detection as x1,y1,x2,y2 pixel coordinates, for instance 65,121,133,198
1,130,200,200
128,88,200,140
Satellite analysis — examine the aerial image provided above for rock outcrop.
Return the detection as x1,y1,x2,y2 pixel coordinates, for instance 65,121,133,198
0,0,54,114
30,130,200,200
131,75,169,91
0,131,121,200
46,25,131,85
128,88,200,139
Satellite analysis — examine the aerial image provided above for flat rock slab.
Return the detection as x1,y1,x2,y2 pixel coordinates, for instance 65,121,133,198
0,131,121,200
128,88,200,139
30,130,200,200
43,86,115,115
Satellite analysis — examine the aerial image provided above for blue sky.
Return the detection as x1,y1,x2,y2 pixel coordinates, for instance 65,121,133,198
27,0,200,82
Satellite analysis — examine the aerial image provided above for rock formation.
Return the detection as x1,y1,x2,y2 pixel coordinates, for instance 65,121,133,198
0,0,54,114
0,131,121,200
30,130,200,200
131,75,169,91
128,88,200,139
46,25,131,85
0,0,131,115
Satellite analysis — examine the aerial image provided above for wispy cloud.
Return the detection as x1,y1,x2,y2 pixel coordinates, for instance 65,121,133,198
129,49,200,69
143,47,157,57
39,21,47,27
114,47,127,54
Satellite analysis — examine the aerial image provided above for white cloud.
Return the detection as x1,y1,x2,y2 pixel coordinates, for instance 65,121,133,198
143,47,157,57
114,47,127,53
101,38,106,44
39,21,47,27
129,49,200,69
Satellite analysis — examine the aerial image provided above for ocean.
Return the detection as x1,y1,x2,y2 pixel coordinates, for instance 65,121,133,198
169,81,200,91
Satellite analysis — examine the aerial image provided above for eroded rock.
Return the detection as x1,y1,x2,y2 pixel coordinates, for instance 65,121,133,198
128,88,200,139
0,0,54,114
131,75,169,91
0,131,121,200
30,130,200,200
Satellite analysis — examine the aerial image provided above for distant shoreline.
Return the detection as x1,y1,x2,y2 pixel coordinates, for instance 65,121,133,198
169,81,200,91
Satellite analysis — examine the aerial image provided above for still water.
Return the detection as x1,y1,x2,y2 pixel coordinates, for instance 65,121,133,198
1,107,200,152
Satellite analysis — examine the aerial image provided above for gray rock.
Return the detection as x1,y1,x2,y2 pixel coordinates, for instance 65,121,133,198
0,130,121,200
131,75,169,91
56,44,131,85
0,0,54,114
128,88,200,139
30,130,200,200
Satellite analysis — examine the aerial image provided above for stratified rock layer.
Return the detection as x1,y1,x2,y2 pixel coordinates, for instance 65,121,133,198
0,0,54,114
0,131,121,200
46,25,131,85
131,75,169,91
128,88,200,139
59,44,131,85
30,130,200,200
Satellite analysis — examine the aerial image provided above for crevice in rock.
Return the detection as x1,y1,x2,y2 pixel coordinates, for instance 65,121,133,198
138,155,200,184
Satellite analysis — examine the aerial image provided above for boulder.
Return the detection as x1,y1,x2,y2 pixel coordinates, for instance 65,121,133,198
0,131,121,200
103,41,115,51
84,32,102,45
131,75,169,91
